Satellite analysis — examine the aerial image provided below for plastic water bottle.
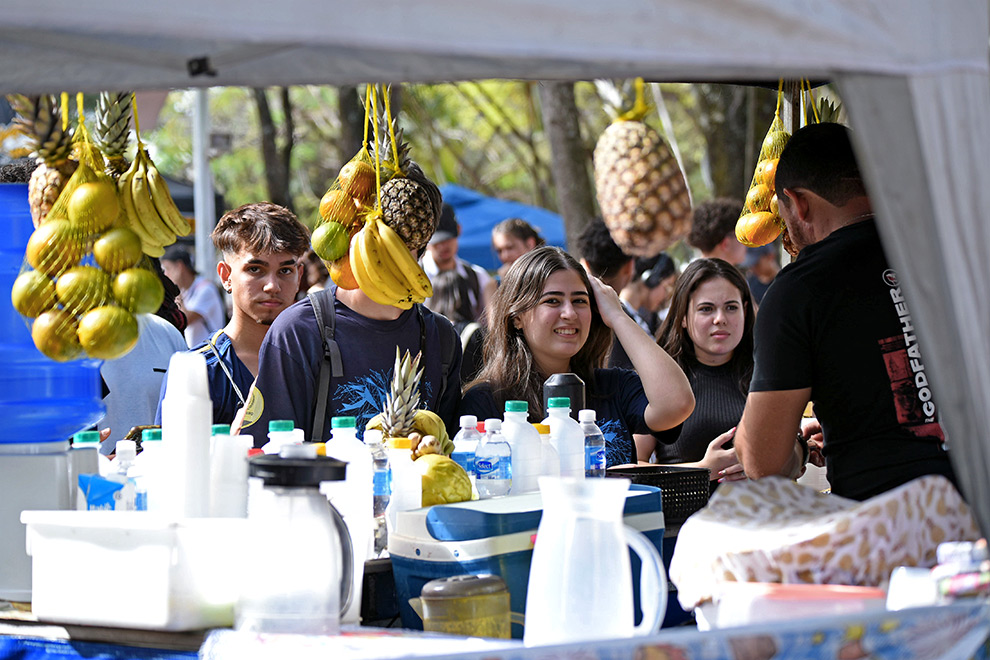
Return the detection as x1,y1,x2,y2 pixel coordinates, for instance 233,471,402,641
451,415,481,477
579,409,606,478
135,428,163,512
263,419,304,455
475,418,512,498
323,416,372,625
501,401,542,494
533,423,560,477
109,439,141,511
365,429,391,557
71,430,104,509
384,436,420,538
543,397,585,479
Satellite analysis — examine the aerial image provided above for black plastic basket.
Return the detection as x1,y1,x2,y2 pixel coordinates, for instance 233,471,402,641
606,465,711,527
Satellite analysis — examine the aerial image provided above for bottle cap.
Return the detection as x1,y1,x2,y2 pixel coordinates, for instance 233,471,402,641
211,424,231,436
331,416,356,429
578,409,596,423
116,439,137,460
269,419,294,432
141,428,162,443
505,400,528,413
459,414,478,428
548,397,571,409
365,429,384,445
532,423,550,435
72,430,101,446
485,418,502,431
386,437,413,449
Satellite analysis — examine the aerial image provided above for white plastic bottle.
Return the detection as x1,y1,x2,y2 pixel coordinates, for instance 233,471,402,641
136,428,163,512
209,423,253,518
109,439,140,511
71,430,104,510
533,423,560,477
385,436,421,539
263,419,304,455
451,415,481,478
543,397,585,479
322,416,372,625
475,418,512,498
160,351,212,519
501,401,542,494
365,429,391,557
579,409,607,478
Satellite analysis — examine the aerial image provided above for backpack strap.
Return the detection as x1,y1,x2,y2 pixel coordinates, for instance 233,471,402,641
420,304,459,404
309,288,343,443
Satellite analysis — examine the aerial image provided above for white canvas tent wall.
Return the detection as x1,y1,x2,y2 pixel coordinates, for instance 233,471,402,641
3,0,990,532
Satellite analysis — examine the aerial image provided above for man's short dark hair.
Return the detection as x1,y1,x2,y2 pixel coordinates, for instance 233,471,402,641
776,123,866,207
212,202,310,257
161,246,194,272
687,198,743,254
575,217,632,280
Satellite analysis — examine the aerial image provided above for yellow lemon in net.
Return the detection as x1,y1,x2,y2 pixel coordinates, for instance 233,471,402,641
11,269,57,318
31,308,82,362
93,227,143,273
67,181,119,235
78,305,139,360
55,266,112,316
112,267,164,315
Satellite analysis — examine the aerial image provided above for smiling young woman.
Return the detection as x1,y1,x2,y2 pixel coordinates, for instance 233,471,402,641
460,246,694,467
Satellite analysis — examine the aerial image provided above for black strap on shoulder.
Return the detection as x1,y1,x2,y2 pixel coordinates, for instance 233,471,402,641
421,304,458,404
309,288,343,444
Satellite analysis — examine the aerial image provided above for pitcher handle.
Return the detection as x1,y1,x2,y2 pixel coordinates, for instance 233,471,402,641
328,501,354,615
624,526,666,634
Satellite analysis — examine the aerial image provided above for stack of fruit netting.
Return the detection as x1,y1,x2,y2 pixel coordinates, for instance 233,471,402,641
593,78,692,257
311,85,441,309
8,92,189,362
735,80,842,255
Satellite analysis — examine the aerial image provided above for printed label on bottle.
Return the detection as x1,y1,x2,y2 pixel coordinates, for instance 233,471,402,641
373,471,391,496
476,458,497,475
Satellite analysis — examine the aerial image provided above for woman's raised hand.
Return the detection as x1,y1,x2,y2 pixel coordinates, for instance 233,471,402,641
704,427,746,482
587,275,625,328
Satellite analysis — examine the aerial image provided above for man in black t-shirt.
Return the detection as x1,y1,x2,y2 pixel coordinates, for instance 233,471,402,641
734,123,957,500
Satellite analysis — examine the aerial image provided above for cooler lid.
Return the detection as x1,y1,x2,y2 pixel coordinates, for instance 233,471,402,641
424,484,661,542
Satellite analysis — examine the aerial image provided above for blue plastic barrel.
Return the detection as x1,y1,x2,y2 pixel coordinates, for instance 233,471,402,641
0,184,104,444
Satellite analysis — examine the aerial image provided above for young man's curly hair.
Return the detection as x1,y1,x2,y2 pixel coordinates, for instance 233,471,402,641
575,217,632,280
687,197,743,254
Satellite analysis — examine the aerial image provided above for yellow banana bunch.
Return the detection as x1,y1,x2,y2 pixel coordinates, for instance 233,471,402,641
366,408,452,456
117,149,191,257
350,218,433,309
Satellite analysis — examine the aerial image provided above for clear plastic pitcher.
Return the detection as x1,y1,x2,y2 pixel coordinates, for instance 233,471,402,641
523,476,666,645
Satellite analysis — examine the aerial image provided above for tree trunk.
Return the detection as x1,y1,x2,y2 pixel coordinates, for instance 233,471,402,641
336,86,364,161
253,87,293,210
539,81,597,252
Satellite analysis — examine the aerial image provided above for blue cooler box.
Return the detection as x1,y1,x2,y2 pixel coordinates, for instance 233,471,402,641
389,484,664,639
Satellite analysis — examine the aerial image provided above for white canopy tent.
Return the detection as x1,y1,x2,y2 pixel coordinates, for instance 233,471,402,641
3,0,990,532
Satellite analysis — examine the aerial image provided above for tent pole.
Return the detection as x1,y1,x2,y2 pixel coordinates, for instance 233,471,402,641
192,88,217,283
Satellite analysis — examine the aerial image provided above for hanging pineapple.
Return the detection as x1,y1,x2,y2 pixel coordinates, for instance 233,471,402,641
94,92,133,180
376,114,442,252
366,348,471,506
8,94,78,227
593,79,692,257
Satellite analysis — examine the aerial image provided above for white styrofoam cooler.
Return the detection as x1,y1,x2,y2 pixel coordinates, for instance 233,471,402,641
21,510,249,631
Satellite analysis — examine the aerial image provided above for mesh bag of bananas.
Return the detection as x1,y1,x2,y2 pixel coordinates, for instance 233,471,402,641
593,78,692,257
314,85,441,309
9,93,172,363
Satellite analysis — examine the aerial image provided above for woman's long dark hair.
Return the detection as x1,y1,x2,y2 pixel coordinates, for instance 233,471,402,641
655,258,755,395
465,246,612,417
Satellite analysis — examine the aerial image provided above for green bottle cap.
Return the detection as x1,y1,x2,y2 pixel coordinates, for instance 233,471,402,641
505,400,528,413
211,424,231,436
548,397,571,408
73,430,101,445
331,416,356,429
269,420,294,432
141,428,162,443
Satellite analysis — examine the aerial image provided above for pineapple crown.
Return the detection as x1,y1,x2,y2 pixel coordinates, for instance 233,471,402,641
381,347,424,437
94,92,133,158
7,94,74,164
808,96,844,125
595,78,652,123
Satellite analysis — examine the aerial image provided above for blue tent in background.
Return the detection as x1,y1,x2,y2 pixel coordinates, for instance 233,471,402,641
439,184,566,273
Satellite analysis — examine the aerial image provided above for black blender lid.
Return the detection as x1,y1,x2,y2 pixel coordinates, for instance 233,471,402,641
248,454,347,487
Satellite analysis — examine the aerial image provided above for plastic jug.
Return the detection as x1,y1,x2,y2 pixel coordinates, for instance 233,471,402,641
501,401,542,493
542,397,585,479
237,447,353,635
523,476,666,645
